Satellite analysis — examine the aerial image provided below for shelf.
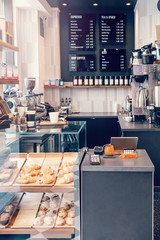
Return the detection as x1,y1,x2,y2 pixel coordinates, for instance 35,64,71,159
44,85,131,89
0,40,19,52
0,185,74,193
0,79,19,84
0,227,74,238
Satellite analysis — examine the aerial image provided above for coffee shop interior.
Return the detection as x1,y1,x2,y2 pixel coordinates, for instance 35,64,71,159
1,0,160,239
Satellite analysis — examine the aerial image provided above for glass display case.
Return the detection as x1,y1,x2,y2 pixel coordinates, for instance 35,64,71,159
0,121,86,240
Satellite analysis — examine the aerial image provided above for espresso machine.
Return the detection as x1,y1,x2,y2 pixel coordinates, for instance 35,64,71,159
132,64,158,120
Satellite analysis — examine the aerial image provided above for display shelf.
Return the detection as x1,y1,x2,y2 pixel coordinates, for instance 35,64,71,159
0,186,74,193
44,85,131,89
0,40,19,51
0,227,74,238
0,79,19,84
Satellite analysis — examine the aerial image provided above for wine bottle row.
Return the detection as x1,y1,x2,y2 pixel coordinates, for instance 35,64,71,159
73,76,131,86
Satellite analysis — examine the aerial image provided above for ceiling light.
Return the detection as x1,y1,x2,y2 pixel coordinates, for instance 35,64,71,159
62,3,67,6
93,3,98,6
126,2,131,6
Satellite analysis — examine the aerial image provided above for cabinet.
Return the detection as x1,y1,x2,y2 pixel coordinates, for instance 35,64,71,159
0,121,86,239
67,116,119,148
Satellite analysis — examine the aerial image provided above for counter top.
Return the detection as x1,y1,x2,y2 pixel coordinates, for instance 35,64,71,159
68,112,117,118
118,115,160,132
81,149,154,172
69,112,160,131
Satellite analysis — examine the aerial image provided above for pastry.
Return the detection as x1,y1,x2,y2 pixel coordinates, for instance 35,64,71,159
61,202,70,211
47,209,56,217
43,175,55,184
40,201,49,211
38,210,47,216
42,168,55,176
4,161,17,169
51,194,60,203
30,164,41,170
63,166,73,174
58,209,68,218
66,217,74,226
62,160,75,168
19,176,36,184
41,196,50,202
68,210,75,218
29,170,40,177
0,212,10,225
3,204,15,215
34,216,44,226
64,173,74,184
56,216,66,226
43,216,53,226
50,201,58,209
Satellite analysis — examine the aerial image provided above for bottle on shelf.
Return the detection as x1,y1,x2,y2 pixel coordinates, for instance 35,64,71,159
89,76,93,86
94,76,99,86
109,76,114,86
119,76,124,86
124,76,129,86
59,79,64,86
61,98,64,106
104,76,109,86
84,76,89,86
73,76,78,86
78,76,83,86
115,76,119,86
99,76,103,86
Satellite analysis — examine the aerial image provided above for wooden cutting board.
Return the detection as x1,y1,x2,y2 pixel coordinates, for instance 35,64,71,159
39,121,68,126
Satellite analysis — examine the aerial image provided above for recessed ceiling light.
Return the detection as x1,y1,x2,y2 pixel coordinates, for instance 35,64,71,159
126,2,131,5
93,3,98,6
62,3,67,6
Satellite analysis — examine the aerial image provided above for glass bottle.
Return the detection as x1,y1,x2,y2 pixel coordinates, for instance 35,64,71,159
99,76,103,86
110,76,114,86
73,76,78,86
124,76,128,86
84,76,89,86
89,76,93,86
78,76,83,86
119,76,124,86
115,76,119,86
104,76,109,86
94,76,99,86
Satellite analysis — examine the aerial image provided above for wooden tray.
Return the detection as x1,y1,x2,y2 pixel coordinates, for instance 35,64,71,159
62,153,78,161
55,193,74,228
0,193,24,229
39,121,68,126
13,154,45,187
33,192,62,229
0,153,27,186
11,193,43,228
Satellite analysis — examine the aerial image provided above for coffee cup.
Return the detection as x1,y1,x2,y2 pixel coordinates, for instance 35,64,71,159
104,144,114,156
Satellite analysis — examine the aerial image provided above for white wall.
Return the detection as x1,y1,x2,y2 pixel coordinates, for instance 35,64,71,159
135,0,160,49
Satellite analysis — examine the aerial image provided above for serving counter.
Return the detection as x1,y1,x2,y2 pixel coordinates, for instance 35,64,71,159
0,121,86,240
81,149,154,240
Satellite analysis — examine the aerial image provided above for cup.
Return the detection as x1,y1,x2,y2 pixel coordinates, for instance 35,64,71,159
17,106,28,118
49,112,59,123
104,144,114,156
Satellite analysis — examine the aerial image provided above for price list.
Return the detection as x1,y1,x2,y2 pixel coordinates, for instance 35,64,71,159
100,14,125,45
69,54,96,72
100,49,126,72
69,14,96,51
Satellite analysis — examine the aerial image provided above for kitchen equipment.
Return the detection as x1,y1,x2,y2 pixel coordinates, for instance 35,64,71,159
154,107,160,127
142,54,155,64
155,86,160,107
24,77,36,94
147,105,154,124
155,41,160,60
134,75,147,83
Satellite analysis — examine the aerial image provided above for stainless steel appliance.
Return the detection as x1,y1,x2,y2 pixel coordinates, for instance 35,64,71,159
132,64,158,117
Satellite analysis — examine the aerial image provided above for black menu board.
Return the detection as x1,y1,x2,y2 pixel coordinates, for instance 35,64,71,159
69,54,96,72
100,49,126,72
100,14,125,45
69,14,96,51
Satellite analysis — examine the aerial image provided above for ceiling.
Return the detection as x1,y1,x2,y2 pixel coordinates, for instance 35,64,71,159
46,0,137,10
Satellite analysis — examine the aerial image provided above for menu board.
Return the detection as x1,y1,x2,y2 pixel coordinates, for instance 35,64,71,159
69,54,96,72
100,49,126,72
100,14,125,45
69,14,96,51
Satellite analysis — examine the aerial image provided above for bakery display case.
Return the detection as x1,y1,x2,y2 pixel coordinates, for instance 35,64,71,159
0,121,86,240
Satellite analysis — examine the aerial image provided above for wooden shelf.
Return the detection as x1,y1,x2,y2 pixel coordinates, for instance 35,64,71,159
0,185,74,193
0,40,19,52
0,79,19,84
44,85,131,89
0,227,74,238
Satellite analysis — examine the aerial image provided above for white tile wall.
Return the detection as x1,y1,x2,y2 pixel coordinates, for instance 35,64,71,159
135,0,160,49
44,88,131,113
